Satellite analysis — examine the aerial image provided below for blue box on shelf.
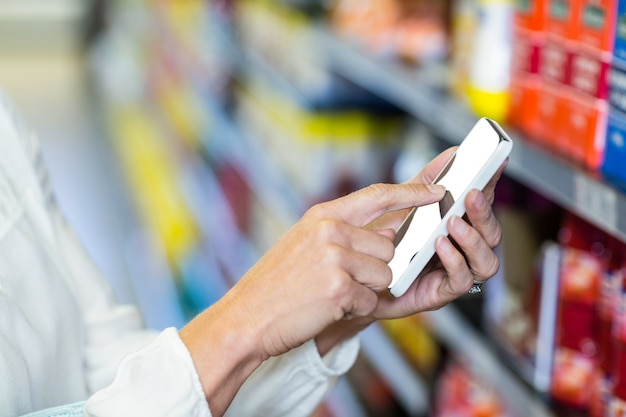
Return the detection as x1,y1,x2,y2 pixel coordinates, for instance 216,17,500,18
602,108,626,188
615,0,626,62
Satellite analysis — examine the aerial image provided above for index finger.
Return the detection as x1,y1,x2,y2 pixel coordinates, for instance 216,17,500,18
322,183,445,227
409,147,458,185
363,148,459,232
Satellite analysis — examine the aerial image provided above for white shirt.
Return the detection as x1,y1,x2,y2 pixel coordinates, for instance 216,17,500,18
0,95,359,417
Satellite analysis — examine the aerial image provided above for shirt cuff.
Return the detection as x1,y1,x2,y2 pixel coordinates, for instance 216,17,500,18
224,335,360,416
85,327,211,417
314,335,360,377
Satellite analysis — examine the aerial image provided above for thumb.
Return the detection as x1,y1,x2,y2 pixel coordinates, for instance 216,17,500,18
328,183,445,227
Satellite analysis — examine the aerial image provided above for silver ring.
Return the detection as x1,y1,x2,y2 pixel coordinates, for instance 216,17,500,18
468,280,487,294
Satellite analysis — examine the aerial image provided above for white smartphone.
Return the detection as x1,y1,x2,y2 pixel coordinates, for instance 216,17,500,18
388,117,513,297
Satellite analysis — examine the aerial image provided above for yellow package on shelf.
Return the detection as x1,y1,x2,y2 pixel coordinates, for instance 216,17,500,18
153,75,206,150
236,79,403,201
160,0,206,45
382,316,441,379
108,105,199,265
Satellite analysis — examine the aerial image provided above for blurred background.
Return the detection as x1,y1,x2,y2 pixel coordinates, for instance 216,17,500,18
3,0,626,416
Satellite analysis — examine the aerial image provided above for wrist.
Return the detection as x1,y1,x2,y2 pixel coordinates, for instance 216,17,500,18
179,292,267,417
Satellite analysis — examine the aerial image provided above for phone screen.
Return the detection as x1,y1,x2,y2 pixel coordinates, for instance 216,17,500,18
388,120,504,288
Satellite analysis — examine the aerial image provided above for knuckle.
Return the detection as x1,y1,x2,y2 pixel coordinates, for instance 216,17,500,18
364,183,391,202
326,270,352,299
486,255,500,278
465,228,483,251
380,239,396,263
379,267,393,289
314,219,342,244
473,254,500,281
490,224,503,248
321,243,345,266
469,201,495,227
305,202,330,220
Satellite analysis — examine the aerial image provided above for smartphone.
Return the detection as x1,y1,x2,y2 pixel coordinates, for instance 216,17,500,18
388,117,513,297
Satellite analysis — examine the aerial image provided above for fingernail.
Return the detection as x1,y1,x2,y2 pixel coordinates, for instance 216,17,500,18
427,184,445,195
450,216,469,235
437,235,453,255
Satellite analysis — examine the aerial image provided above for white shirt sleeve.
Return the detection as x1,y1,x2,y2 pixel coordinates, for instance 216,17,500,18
85,328,359,417
1,91,163,394
2,95,361,416
225,336,360,417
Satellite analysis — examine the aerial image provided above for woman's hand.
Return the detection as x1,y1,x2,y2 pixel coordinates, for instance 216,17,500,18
180,181,446,416
368,147,506,319
315,148,506,354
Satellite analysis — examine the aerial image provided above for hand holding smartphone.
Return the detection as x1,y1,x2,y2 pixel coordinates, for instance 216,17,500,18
388,118,513,297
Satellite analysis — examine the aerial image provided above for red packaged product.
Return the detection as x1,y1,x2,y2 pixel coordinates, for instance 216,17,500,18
433,360,509,417
590,237,623,417
610,243,626,416
551,214,607,409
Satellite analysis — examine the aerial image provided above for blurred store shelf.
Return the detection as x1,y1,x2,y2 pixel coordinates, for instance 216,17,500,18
316,26,626,244
426,307,555,417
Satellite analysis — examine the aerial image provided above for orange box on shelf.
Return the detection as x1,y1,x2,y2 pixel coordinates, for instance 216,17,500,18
564,92,609,169
538,82,571,152
538,39,574,153
509,28,544,139
545,0,583,41
509,74,543,139
578,0,617,53
567,49,611,168
515,0,548,31
508,75,527,130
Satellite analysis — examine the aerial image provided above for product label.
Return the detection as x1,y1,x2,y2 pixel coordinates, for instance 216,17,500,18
541,42,572,85
610,62,626,112
583,4,606,29
550,0,571,21
579,0,616,52
512,34,542,74
547,0,581,39
570,52,611,99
